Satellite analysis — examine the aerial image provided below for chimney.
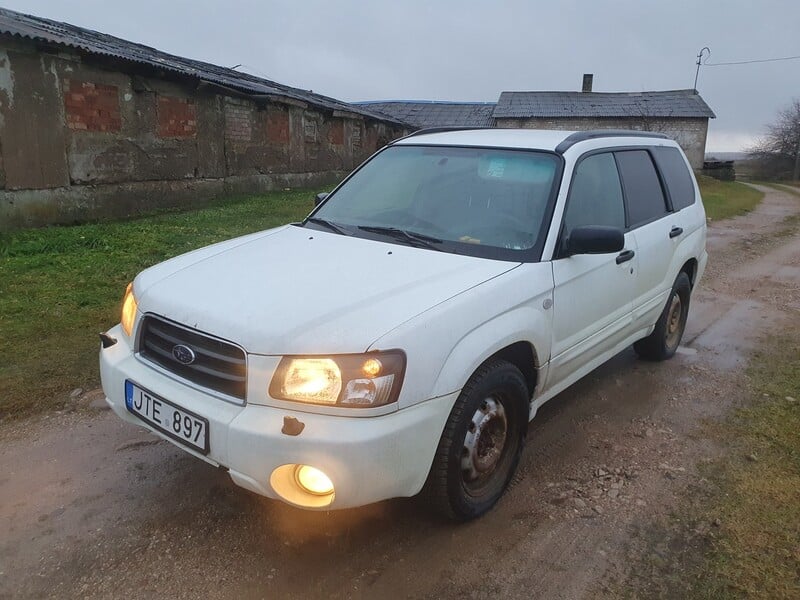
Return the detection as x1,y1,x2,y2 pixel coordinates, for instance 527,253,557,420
582,73,594,93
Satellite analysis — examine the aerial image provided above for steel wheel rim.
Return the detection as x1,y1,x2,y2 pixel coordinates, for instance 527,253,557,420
665,294,683,349
461,396,508,494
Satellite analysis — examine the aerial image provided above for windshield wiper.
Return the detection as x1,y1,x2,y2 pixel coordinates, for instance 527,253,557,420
305,217,349,236
357,225,444,250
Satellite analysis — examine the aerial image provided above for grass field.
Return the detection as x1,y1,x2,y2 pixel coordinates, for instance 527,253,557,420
628,335,800,599
0,189,318,420
697,175,764,220
695,337,800,598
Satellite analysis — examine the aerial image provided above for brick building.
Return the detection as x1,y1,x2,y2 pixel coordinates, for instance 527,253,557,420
363,77,715,170
0,8,408,229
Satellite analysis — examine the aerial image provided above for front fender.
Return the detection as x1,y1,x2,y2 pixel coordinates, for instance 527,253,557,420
431,306,551,400
369,263,554,410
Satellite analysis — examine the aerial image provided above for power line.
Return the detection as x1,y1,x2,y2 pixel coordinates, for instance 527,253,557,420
705,54,800,66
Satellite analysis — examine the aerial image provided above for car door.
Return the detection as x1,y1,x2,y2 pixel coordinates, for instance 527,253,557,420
651,144,704,260
614,149,674,332
548,151,638,388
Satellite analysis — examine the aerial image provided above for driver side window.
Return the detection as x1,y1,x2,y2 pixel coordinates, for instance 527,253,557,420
563,152,625,236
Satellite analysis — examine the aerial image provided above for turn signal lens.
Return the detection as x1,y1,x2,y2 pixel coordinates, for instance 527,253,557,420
121,283,138,337
294,465,334,496
361,357,382,378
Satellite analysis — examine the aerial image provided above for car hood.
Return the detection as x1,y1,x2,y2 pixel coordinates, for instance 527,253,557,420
134,225,519,354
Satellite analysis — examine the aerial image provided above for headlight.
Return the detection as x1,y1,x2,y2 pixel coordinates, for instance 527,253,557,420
121,282,138,337
269,351,405,407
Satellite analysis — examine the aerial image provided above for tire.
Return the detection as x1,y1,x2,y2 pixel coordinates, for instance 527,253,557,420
425,359,528,521
634,272,691,361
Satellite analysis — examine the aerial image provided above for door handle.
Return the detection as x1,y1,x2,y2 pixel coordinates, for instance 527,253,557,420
669,226,684,239
616,249,635,264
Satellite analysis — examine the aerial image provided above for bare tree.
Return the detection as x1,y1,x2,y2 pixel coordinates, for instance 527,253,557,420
748,98,800,180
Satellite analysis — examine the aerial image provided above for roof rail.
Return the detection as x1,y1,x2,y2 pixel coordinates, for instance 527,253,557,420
390,126,493,143
555,129,669,154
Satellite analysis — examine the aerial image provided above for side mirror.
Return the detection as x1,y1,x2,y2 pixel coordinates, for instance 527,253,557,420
565,226,624,256
314,192,329,207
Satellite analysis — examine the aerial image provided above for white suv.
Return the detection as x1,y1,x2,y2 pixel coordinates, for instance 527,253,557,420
100,128,707,520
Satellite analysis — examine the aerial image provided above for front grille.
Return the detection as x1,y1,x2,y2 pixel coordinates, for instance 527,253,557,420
138,316,247,401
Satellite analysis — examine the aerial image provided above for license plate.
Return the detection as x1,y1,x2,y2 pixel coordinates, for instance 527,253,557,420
125,381,209,454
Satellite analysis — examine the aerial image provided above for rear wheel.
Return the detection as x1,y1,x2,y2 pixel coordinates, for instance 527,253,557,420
634,272,691,361
425,359,528,520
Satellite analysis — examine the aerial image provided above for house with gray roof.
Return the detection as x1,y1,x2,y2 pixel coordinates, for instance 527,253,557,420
493,87,715,168
359,77,715,169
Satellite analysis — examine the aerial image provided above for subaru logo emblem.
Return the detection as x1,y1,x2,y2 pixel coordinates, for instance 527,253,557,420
172,344,196,365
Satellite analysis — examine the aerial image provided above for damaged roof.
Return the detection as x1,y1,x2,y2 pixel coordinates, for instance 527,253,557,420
357,101,497,128
0,7,406,126
493,90,715,119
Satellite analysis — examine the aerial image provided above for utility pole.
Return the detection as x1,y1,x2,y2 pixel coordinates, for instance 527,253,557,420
693,47,710,92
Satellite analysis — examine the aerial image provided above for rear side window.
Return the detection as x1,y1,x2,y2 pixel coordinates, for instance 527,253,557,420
615,150,668,227
563,152,625,235
652,146,696,210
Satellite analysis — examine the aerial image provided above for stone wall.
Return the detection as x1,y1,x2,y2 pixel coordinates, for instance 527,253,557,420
495,116,709,169
0,37,406,230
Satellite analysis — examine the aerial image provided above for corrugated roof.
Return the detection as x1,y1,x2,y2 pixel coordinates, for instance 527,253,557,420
0,7,406,126
357,101,496,128
493,90,715,119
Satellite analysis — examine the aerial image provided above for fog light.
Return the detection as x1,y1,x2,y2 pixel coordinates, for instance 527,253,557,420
294,465,334,496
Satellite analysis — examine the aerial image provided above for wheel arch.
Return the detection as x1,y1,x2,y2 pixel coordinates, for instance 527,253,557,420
680,257,698,287
486,341,538,399
430,306,549,406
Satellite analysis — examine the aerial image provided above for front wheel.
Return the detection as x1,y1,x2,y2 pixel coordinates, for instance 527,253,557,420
634,272,691,361
425,360,528,520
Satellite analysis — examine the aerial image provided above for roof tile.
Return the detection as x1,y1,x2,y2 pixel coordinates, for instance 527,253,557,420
357,101,496,128
493,90,715,119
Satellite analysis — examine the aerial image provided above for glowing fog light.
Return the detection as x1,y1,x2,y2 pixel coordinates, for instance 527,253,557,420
121,282,138,337
294,465,334,496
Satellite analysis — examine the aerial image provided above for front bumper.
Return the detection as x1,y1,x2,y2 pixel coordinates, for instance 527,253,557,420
99,325,456,510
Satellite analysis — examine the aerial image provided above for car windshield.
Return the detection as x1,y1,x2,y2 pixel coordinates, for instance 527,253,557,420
307,145,561,260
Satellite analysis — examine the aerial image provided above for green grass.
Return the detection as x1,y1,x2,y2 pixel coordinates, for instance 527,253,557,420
768,182,800,198
624,336,800,599
0,189,318,420
697,175,765,220
693,337,800,598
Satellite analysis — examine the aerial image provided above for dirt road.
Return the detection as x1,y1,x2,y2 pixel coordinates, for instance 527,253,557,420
2,185,799,600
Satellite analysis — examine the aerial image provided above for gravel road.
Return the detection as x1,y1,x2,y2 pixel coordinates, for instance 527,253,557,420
1,184,798,600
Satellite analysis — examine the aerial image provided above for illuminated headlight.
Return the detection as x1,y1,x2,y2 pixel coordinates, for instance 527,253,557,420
121,282,138,337
269,351,405,407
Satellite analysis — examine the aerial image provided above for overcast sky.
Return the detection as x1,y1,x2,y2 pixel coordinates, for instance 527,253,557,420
8,0,800,152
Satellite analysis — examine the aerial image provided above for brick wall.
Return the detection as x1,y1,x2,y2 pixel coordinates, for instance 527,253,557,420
157,95,196,138
266,107,290,143
328,119,344,145
225,99,253,143
0,38,408,229
63,79,121,132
